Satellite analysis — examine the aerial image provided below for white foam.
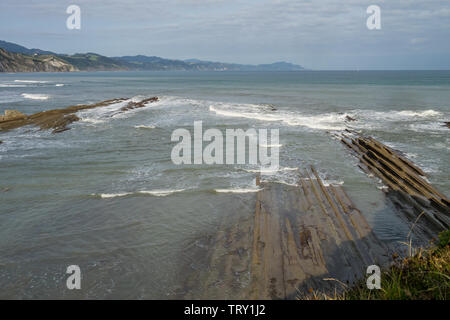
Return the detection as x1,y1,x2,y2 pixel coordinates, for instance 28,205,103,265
215,187,262,193
97,192,131,199
409,122,448,132
405,153,418,159
209,105,347,131
397,110,441,117
259,143,283,148
21,93,49,100
243,167,298,174
93,189,186,199
351,109,443,124
273,181,299,187
76,99,131,123
80,118,105,124
77,96,161,124
55,84,64,87
321,180,344,187
15,80,49,84
135,125,156,129
0,84,27,87
138,189,186,196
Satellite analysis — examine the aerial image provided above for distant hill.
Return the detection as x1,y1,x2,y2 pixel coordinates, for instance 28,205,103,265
115,56,305,71
183,59,305,71
0,40,305,72
59,53,125,71
0,40,56,56
115,55,196,70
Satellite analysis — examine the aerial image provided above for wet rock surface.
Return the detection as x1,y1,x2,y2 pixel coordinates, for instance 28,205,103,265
179,167,390,299
120,97,159,111
341,133,450,241
0,97,158,133
0,110,26,121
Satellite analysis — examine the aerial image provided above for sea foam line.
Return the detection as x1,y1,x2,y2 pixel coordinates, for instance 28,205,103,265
21,93,50,100
15,80,49,84
243,167,298,174
214,187,262,193
135,125,156,129
93,189,187,199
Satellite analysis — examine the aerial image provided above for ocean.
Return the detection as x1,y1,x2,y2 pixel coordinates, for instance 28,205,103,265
0,70,449,298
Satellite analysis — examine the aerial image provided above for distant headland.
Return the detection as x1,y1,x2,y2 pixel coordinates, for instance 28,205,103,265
0,40,305,73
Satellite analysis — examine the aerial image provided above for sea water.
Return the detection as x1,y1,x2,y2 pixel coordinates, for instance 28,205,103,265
0,71,449,298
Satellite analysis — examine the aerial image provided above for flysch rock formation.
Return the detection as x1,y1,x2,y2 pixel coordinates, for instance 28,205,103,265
178,167,390,299
0,97,158,134
341,133,449,242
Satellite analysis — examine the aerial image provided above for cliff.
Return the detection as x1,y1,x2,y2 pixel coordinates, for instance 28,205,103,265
0,48,78,72
0,40,305,72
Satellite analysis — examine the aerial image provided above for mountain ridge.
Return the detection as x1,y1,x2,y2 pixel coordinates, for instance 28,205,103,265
0,40,305,72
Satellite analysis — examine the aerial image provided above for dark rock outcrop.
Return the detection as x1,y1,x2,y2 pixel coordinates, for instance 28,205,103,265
0,110,26,121
0,97,158,133
341,133,450,243
120,97,159,111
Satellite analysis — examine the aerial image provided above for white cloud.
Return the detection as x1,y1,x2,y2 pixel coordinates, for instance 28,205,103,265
0,0,449,68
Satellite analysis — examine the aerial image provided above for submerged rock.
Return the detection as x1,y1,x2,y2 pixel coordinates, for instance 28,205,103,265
0,97,158,133
444,122,450,129
345,115,357,122
0,110,26,121
120,97,159,111
341,134,450,242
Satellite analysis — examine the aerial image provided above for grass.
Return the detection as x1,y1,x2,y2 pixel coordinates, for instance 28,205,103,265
299,229,450,300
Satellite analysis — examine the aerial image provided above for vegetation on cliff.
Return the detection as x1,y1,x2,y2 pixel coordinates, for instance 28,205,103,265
344,229,450,300
302,229,450,300
0,40,305,72
0,48,77,72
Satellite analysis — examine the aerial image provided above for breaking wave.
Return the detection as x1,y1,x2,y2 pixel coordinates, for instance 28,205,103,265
93,189,187,199
209,104,347,131
14,80,49,84
209,101,444,132
21,93,50,100
214,187,262,193
135,125,156,129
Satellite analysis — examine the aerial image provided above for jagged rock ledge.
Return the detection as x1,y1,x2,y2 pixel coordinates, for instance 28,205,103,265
179,167,390,299
0,97,159,134
340,132,450,242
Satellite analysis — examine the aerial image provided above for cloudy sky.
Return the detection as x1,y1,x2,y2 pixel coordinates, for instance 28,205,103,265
1,0,449,69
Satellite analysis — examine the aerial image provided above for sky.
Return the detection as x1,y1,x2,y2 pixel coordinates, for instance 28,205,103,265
0,0,449,69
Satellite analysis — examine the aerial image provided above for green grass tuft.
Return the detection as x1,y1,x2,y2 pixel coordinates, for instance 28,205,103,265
299,229,450,300
344,229,450,300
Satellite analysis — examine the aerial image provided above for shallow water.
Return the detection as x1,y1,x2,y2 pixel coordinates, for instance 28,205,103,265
0,71,449,298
